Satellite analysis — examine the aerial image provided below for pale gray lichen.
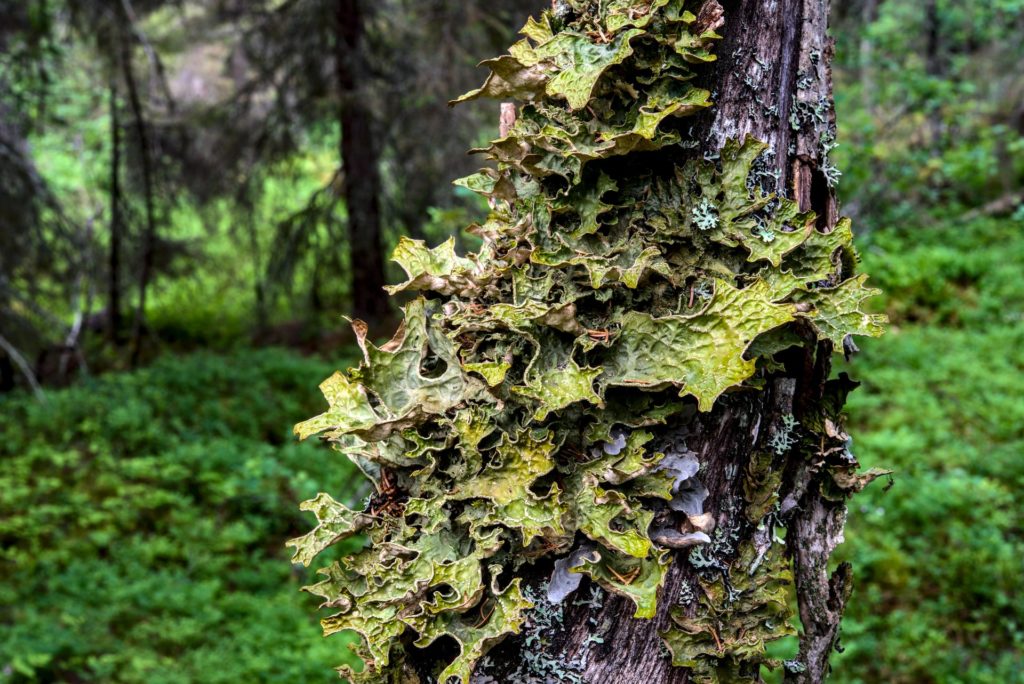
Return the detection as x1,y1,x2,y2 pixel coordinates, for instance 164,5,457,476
754,223,777,244
678,578,697,607
785,659,808,674
820,133,843,187
692,196,719,231
574,585,604,611
694,280,714,301
769,414,800,456
501,585,600,684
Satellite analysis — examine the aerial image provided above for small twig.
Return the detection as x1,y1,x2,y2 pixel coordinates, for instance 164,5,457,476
608,566,641,585
474,600,496,627
710,625,723,652
120,0,176,110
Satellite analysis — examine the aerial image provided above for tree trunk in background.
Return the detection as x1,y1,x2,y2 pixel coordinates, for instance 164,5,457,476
859,0,880,115
108,78,123,345
335,0,389,325
924,0,944,150
468,2,851,682
122,38,158,367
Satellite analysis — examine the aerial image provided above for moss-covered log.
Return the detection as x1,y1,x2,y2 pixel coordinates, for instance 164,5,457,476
291,1,886,682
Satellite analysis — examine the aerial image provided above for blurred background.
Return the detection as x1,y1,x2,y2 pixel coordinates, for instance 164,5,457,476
0,1,1021,682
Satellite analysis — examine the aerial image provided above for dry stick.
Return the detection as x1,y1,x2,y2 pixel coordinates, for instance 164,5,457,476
60,208,99,380
489,103,518,213
0,334,45,402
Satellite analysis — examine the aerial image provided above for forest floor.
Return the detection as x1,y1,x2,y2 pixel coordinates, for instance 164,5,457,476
1,210,1021,683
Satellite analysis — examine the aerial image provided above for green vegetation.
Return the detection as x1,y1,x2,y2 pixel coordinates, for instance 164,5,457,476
1,217,1020,683
833,213,1024,684
0,350,361,683
823,2,1024,678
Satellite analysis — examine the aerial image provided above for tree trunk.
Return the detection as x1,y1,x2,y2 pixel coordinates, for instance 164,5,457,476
924,0,944,151
470,2,851,682
108,77,124,345
859,0,880,115
121,35,158,368
292,4,883,684
335,0,389,325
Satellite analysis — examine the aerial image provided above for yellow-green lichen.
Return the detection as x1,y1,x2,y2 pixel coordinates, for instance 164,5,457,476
290,1,884,682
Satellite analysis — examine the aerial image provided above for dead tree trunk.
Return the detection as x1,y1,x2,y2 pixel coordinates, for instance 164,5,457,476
335,0,389,325
924,0,944,151
291,3,885,684
470,2,855,683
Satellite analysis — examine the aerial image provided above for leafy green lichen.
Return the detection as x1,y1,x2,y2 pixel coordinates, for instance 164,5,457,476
291,1,884,682
664,542,796,683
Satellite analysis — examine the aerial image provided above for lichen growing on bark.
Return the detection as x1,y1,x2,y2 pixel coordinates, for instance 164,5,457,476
290,1,885,682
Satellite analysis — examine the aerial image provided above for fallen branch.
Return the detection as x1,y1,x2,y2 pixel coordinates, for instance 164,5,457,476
0,334,45,402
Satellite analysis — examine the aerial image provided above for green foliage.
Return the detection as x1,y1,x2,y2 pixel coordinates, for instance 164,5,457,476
832,0,1024,228
292,2,882,682
831,212,1024,684
0,349,362,683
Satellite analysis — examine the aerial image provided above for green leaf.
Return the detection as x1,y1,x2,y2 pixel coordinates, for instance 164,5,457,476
414,579,533,684
450,429,557,505
386,237,476,296
571,484,653,558
462,360,511,387
543,29,644,110
512,339,602,420
604,0,673,33
450,54,551,105
352,299,477,437
458,483,569,547
578,547,671,618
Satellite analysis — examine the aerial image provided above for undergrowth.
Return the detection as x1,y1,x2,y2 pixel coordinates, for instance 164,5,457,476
832,211,1024,684
0,349,362,683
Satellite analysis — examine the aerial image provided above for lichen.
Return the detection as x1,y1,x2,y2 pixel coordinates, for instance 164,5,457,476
768,414,799,456
290,2,885,682
693,197,720,232
665,542,797,683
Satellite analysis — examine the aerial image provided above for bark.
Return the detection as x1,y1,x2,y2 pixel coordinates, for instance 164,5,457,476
335,0,389,325
455,2,851,682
